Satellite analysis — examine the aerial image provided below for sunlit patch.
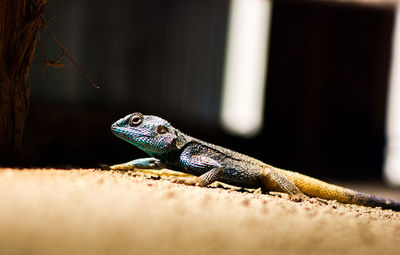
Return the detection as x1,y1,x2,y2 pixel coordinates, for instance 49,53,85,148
220,0,272,137
385,7,400,186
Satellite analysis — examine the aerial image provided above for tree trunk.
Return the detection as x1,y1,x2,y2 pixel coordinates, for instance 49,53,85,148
0,0,47,165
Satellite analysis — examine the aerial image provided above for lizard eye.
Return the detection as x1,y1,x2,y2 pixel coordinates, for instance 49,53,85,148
157,125,168,134
129,113,143,126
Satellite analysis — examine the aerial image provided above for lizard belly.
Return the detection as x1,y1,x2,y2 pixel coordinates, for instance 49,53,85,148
170,161,261,188
220,167,261,189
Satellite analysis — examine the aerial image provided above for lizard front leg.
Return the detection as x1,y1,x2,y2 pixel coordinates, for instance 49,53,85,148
260,166,308,201
174,154,225,186
110,157,165,170
109,158,192,178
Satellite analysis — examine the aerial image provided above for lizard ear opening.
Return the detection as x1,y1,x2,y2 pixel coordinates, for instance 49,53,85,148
174,130,187,149
157,125,168,134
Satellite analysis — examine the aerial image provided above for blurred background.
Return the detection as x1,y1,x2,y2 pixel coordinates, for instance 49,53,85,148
26,0,399,181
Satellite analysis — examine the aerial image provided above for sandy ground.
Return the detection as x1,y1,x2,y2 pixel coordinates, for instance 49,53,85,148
1,168,400,255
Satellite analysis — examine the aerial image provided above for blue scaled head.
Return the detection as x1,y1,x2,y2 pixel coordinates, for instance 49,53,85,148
111,112,187,155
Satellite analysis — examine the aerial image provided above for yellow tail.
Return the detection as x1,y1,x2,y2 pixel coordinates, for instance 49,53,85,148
277,169,357,204
278,169,400,212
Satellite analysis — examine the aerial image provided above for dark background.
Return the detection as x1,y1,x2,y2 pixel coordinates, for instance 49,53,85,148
26,0,395,180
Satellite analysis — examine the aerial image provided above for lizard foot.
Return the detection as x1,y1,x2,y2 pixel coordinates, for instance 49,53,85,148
170,176,200,186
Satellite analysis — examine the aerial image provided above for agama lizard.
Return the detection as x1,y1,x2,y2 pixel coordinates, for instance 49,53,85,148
110,112,400,211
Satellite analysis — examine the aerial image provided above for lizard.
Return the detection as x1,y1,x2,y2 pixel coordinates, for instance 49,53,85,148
109,112,400,211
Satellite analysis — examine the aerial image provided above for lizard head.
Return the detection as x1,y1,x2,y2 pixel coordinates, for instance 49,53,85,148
111,112,187,156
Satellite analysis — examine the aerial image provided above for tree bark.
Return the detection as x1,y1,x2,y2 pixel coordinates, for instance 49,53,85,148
0,0,47,165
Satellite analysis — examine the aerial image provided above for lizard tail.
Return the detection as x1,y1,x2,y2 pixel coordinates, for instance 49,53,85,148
279,169,400,211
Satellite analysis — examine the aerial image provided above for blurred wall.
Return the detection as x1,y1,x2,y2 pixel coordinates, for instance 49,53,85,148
26,0,395,180
27,0,230,166
263,1,394,178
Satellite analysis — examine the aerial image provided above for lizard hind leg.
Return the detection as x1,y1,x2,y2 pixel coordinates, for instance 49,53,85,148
259,166,308,201
172,167,225,187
